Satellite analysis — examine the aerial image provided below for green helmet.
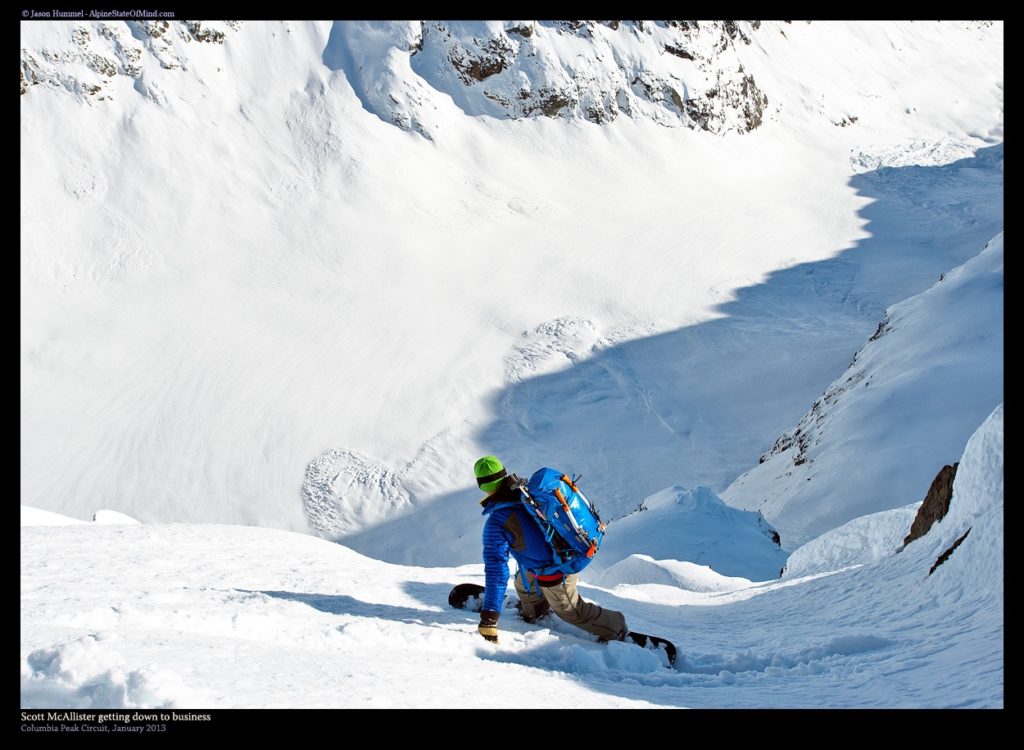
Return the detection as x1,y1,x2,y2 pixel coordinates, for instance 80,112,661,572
474,455,507,494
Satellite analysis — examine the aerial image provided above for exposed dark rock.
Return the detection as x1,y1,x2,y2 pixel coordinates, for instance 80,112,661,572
903,463,959,546
138,20,170,38
450,37,514,83
720,20,758,42
868,316,891,341
557,20,594,37
483,90,511,107
664,44,694,60
505,23,533,37
665,86,684,110
685,98,712,130
185,21,226,44
739,74,767,130
771,432,795,455
535,91,572,116
410,24,425,54
929,528,971,575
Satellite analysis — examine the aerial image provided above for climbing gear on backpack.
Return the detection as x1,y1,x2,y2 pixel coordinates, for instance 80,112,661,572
515,467,606,577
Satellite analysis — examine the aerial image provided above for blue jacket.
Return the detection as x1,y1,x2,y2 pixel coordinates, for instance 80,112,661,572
481,478,557,613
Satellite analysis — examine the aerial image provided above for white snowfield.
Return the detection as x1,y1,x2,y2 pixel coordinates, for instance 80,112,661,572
21,20,1002,535
20,404,1002,708
21,20,1003,708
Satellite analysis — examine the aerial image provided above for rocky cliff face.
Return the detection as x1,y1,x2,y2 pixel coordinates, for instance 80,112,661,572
20,20,238,101
408,20,768,133
21,20,769,135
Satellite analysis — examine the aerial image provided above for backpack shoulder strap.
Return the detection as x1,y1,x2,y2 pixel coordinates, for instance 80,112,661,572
480,478,528,516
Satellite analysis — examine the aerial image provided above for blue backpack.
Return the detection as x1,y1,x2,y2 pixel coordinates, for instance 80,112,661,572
515,467,606,576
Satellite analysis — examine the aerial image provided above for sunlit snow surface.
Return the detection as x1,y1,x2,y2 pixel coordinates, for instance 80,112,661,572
20,405,1002,707
21,20,1002,708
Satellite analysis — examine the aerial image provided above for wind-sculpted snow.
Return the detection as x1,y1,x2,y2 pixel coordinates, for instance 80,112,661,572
302,449,412,538
781,503,921,579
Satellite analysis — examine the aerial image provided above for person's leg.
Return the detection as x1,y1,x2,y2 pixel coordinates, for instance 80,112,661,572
540,574,627,640
513,568,550,622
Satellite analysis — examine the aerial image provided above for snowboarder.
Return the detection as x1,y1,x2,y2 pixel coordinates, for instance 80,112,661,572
473,455,629,645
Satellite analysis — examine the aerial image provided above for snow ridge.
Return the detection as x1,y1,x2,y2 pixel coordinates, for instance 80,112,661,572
725,232,1004,545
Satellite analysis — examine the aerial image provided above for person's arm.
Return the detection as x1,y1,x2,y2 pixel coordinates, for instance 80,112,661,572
479,514,511,642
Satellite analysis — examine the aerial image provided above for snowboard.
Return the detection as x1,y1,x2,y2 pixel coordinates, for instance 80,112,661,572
448,582,488,610
448,582,678,666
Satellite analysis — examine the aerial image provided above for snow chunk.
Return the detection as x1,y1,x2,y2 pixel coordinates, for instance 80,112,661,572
22,634,202,708
588,485,786,583
302,449,413,538
783,502,921,578
93,510,141,525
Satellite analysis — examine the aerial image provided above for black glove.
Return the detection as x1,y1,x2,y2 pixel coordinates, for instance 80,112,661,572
478,610,500,643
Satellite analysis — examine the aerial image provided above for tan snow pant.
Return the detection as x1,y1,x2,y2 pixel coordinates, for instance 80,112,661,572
514,569,627,641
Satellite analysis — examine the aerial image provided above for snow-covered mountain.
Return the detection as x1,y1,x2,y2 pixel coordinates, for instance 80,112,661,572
723,231,1003,546
21,20,1002,536
330,20,769,138
20,19,1003,708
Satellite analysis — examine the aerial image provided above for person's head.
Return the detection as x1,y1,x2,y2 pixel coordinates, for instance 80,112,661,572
474,455,507,495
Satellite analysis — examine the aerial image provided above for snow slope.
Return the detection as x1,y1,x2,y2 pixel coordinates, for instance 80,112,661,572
20,404,1002,708
21,21,1003,539
586,485,786,583
21,506,88,527
19,19,1004,711
781,503,921,579
21,506,140,526
724,232,1003,546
